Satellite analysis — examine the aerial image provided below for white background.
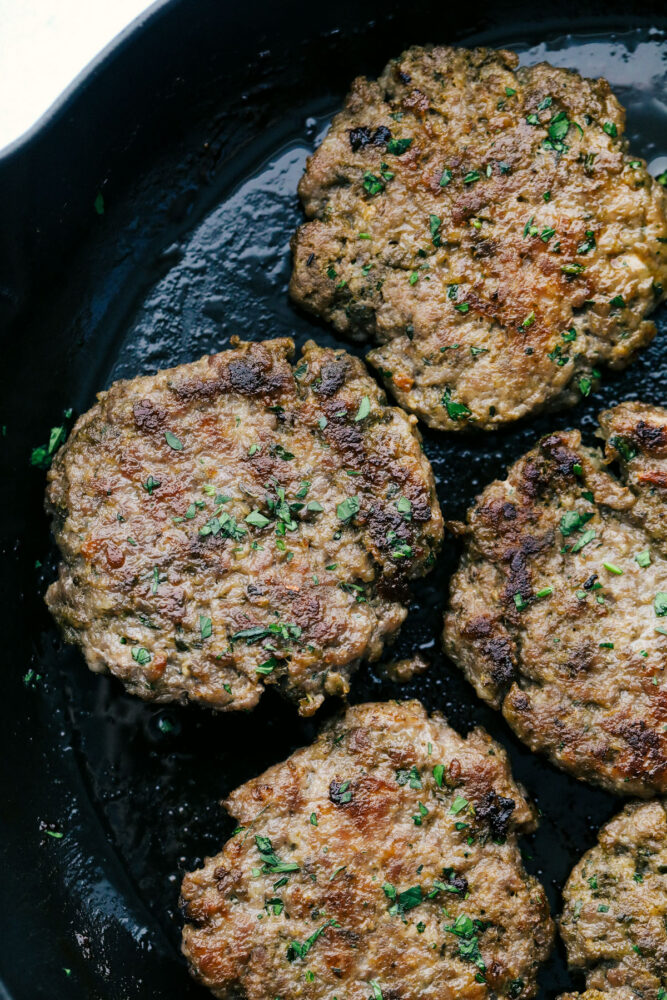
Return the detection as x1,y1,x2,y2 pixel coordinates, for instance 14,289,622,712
0,0,157,151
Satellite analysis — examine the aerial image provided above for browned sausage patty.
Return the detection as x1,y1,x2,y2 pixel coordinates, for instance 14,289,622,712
290,46,667,430
559,798,667,1000
444,401,667,796
45,339,442,715
180,700,554,1000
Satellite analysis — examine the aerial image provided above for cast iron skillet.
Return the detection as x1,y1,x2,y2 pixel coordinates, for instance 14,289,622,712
1,1,666,997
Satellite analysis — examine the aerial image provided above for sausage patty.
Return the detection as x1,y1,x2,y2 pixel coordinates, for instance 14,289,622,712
180,700,554,1000
559,798,667,1000
444,401,667,795
290,46,667,430
45,339,442,715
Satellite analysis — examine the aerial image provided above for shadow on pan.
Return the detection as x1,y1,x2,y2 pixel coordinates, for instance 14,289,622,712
0,0,666,997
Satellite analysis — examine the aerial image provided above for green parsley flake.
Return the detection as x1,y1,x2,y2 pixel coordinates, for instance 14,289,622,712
354,396,371,422
164,430,183,451
442,389,471,421
336,496,360,522
655,592,667,617
131,646,151,666
387,137,413,155
572,529,596,553
246,510,271,528
560,510,593,537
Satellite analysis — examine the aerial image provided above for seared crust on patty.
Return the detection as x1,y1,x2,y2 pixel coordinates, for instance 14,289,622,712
444,401,667,796
45,339,442,715
290,46,667,430
559,799,667,1000
180,700,554,1000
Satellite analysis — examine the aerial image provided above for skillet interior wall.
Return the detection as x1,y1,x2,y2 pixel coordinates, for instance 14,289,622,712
0,1,666,997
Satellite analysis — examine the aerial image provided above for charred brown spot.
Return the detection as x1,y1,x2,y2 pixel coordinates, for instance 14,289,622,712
316,360,348,397
403,88,429,113
133,398,165,433
485,637,517,687
475,790,516,840
348,125,392,151
323,417,366,464
228,359,269,395
633,419,666,452
539,435,582,479
614,720,667,778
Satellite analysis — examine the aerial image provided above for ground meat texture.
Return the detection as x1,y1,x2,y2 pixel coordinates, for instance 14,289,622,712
444,402,667,796
180,700,554,1000
290,46,667,430
45,338,442,716
559,799,667,1000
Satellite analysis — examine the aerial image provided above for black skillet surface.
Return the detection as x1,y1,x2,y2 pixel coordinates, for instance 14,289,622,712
1,1,666,997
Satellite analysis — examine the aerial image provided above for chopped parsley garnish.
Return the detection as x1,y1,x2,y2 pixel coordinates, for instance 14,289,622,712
336,496,360,522
329,779,353,804
387,137,413,155
429,214,442,247
245,509,271,528
256,657,279,675
603,121,617,138
231,622,302,644
395,765,422,789
439,168,453,187
635,549,651,568
286,919,338,961
560,510,593,537
363,172,385,196
354,396,371,422
610,435,637,462
450,795,469,815
655,592,667,617
463,171,480,184
199,512,246,540
577,230,596,254
561,263,585,275
609,294,625,308
30,425,67,468
164,430,183,451
547,110,571,147
396,496,412,519
131,646,151,666
579,377,592,397
142,475,161,494
200,616,212,640
442,389,471,421
255,835,299,874
444,914,487,974
572,529,596,553
433,763,445,788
